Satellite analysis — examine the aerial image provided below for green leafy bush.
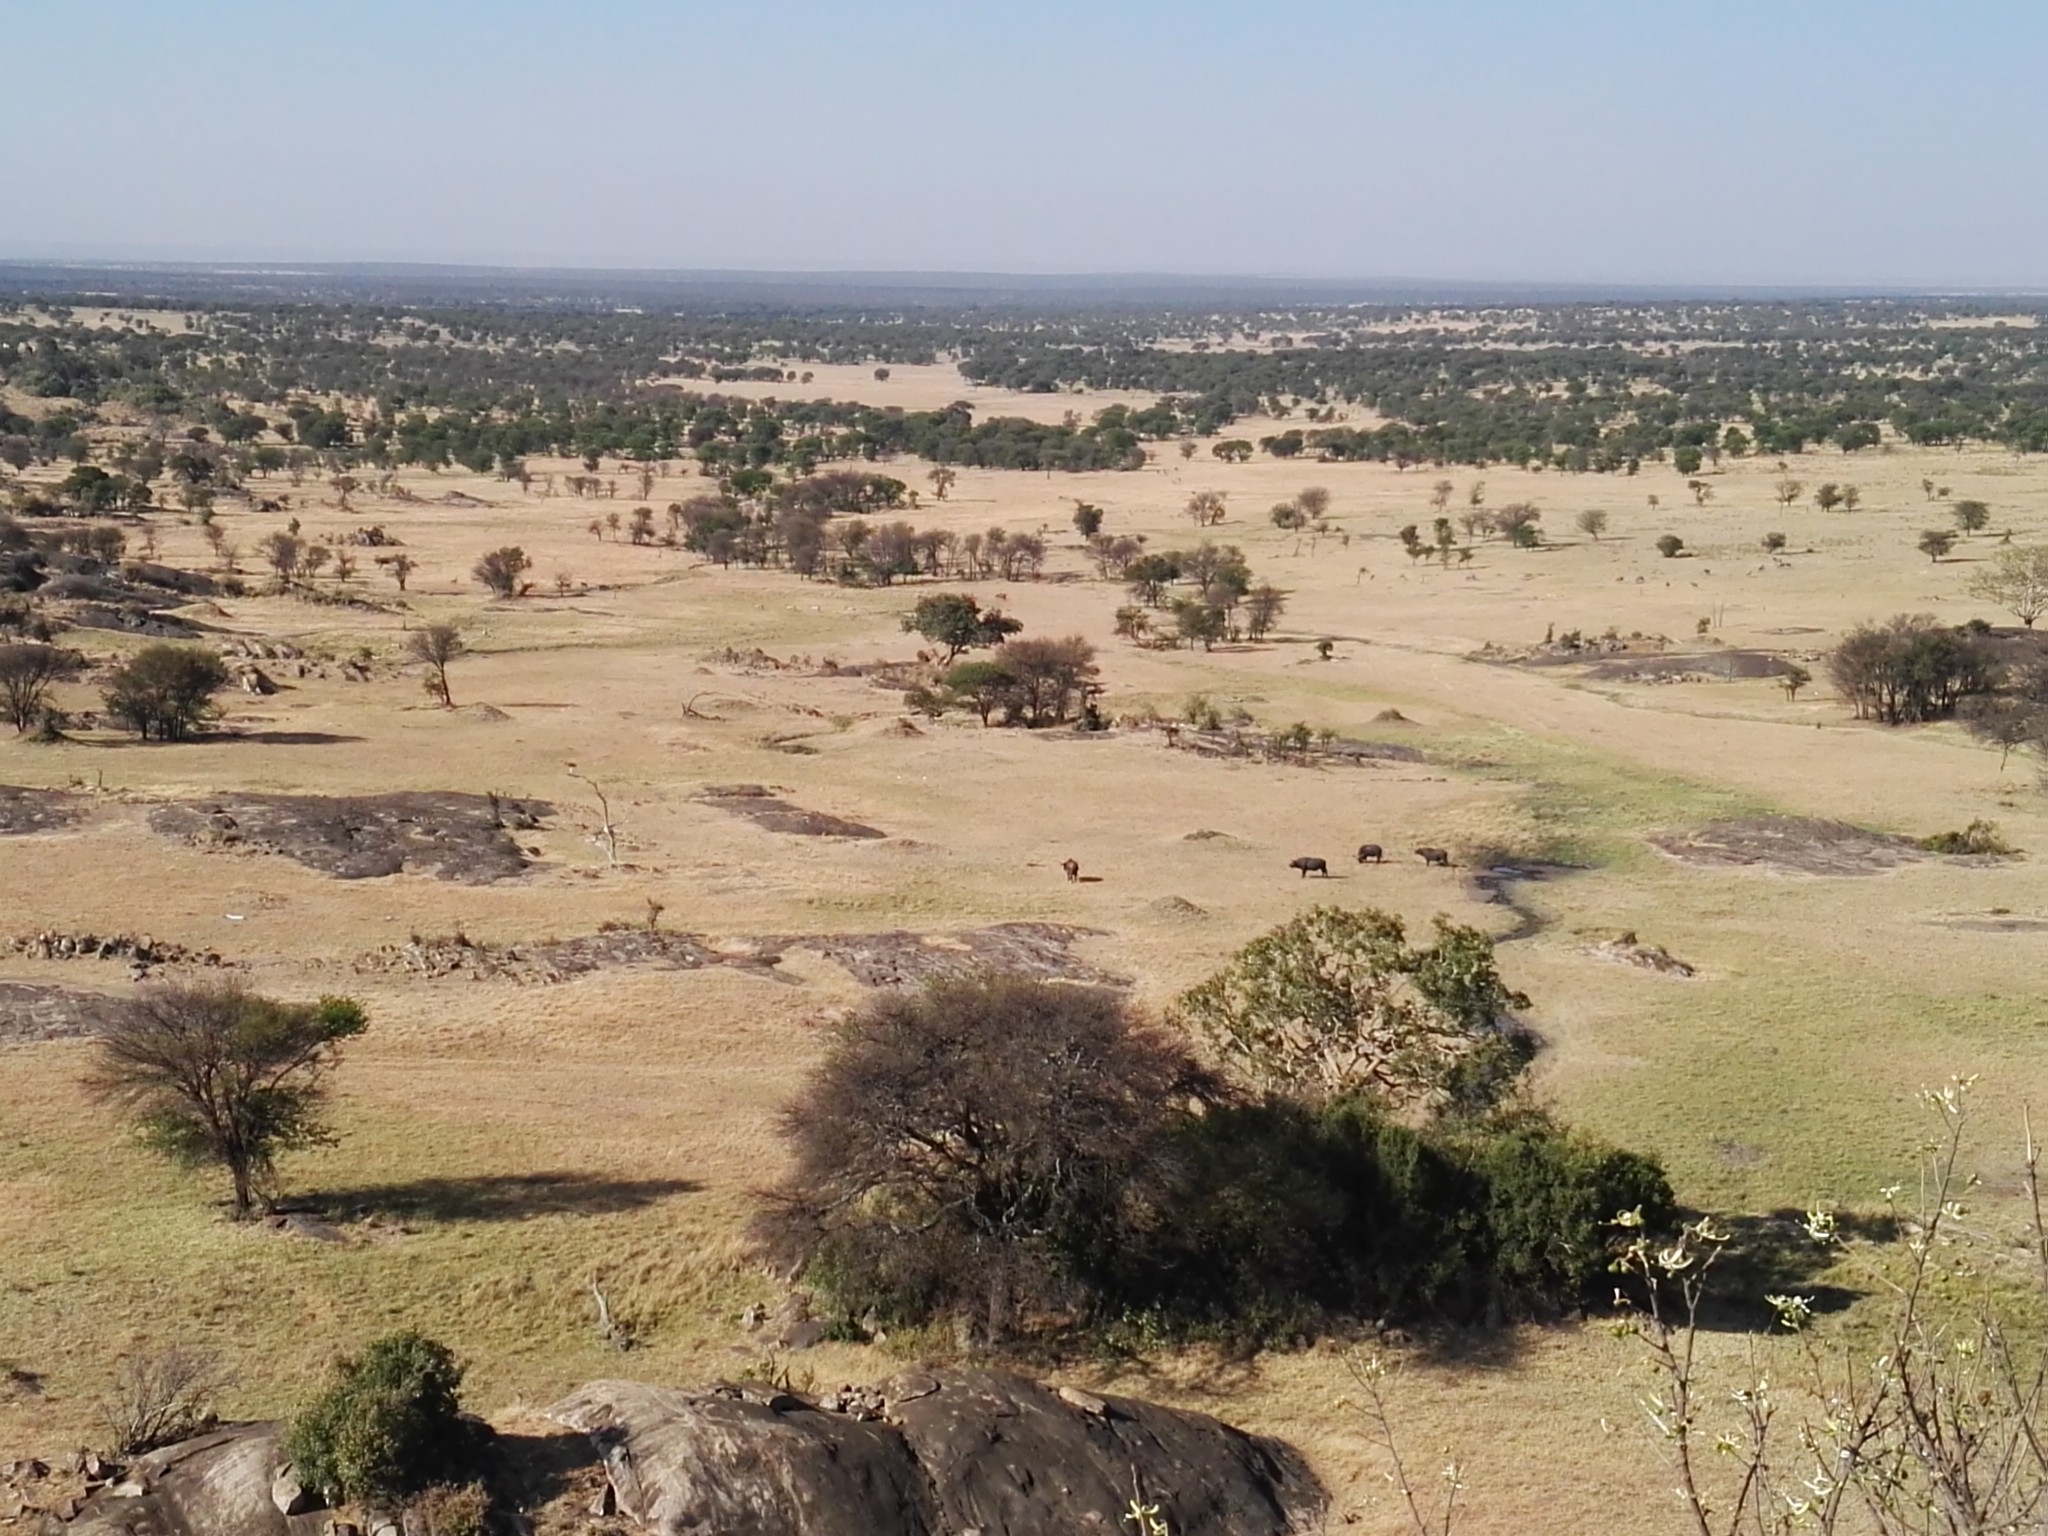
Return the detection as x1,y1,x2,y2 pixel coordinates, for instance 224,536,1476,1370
286,1332,473,1507
1128,1099,1673,1335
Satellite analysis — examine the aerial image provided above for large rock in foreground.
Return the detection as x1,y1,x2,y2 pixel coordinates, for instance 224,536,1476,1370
546,1368,1325,1536
55,1423,330,1535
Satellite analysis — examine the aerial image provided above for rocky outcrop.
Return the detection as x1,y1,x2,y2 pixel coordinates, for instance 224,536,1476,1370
51,1424,332,1536
546,1368,1325,1536
45,1369,1323,1536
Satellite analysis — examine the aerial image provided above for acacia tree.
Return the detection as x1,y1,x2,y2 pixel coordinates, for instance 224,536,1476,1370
1186,489,1227,526
1575,509,1609,541
1243,583,1288,640
102,645,229,741
1173,907,1531,1114
1969,545,2048,627
902,592,1021,663
406,624,465,707
258,531,303,587
1829,613,1997,723
1952,498,1991,533
750,975,1204,1340
88,982,368,1217
472,546,531,597
0,642,81,732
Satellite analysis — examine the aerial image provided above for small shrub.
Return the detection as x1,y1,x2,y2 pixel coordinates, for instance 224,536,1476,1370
471,546,531,597
286,1332,474,1507
97,1348,224,1456
1919,819,2013,856
407,1482,491,1536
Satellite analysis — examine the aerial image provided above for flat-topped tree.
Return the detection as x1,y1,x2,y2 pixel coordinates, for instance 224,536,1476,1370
903,592,1021,663
1969,545,2048,627
88,982,368,1218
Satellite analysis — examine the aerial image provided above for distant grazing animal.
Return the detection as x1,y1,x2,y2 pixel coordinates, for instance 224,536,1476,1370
1415,846,1452,868
1356,843,1383,864
1061,858,1080,883
1289,856,1330,878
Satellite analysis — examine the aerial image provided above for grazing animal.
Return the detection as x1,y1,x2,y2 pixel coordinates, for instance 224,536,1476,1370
1289,856,1330,878
1061,858,1081,883
1356,843,1383,864
1415,846,1452,868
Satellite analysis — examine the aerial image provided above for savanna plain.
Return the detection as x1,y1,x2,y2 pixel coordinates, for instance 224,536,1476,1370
4,295,2048,1534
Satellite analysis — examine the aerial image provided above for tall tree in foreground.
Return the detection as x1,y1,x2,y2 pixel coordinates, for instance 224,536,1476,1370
752,975,1205,1341
88,982,367,1217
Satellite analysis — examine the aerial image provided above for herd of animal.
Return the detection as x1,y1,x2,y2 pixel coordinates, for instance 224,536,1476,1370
1288,846,1452,877
1058,847,1454,883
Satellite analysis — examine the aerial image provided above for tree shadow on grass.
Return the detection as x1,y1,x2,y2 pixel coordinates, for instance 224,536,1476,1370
305,1171,700,1225
222,730,368,746
1689,1207,1896,1332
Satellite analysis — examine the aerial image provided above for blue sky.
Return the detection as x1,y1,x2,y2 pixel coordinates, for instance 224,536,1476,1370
2,0,2043,286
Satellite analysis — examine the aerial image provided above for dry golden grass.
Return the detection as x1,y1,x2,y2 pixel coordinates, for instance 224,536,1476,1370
6,392,2048,1531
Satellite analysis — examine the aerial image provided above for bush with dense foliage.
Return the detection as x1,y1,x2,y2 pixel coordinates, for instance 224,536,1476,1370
286,1332,473,1507
757,971,1672,1345
100,643,229,740
1828,613,1999,724
753,976,1204,1342
1172,907,1532,1113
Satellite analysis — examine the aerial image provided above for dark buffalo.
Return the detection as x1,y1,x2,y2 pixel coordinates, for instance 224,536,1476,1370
1415,846,1452,867
1061,858,1081,883
1289,856,1330,877
1356,843,1383,864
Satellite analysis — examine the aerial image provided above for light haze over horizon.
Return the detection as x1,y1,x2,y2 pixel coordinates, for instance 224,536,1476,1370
4,0,2045,290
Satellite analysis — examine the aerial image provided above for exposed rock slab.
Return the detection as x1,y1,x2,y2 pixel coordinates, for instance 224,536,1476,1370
149,792,552,883
350,923,1121,989
546,1369,1324,1536
353,929,782,984
0,785,83,836
784,922,1125,989
57,1423,330,1536
0,983,126,1045
695,784,885,839
1651,816,1922,877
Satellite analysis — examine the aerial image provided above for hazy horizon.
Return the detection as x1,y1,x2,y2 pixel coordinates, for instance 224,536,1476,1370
4,0,2046,288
